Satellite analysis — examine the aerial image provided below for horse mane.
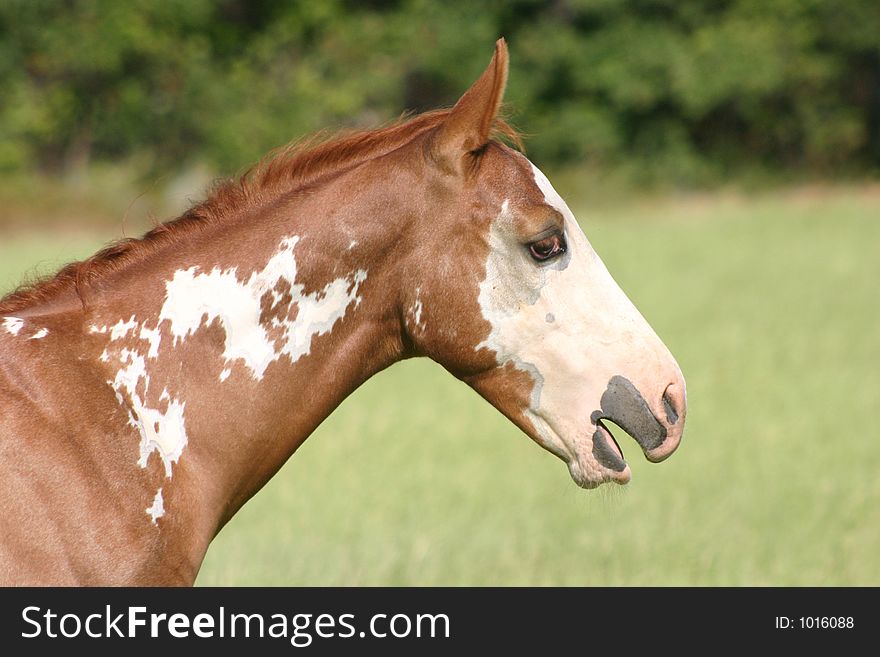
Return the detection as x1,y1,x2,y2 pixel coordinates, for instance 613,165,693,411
0,110,521,316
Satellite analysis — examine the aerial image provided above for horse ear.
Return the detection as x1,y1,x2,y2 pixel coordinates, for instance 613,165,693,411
431,38,509,174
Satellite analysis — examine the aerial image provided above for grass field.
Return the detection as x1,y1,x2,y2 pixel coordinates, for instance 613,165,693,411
1,185,878,585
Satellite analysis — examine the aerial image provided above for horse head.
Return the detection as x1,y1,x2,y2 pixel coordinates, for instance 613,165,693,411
400,40,686,488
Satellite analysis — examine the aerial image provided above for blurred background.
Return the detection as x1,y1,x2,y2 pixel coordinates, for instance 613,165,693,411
1,0,878,584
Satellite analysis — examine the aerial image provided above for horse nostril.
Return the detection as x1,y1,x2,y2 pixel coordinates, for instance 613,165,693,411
662,383,684,426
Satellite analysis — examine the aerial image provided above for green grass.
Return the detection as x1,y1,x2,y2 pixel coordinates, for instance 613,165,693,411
1,185,878,585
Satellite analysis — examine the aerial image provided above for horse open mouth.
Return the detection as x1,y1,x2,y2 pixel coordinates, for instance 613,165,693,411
592,420,627,472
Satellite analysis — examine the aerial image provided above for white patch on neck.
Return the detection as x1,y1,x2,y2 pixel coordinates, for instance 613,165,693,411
159,236,367,380
137,391,187,477
110,348,188,478
94,235,367,523
3,317,23,336
110,316,138,340
410,286,425,332
28,328,49,340
146,488,165,524
139,325,162,358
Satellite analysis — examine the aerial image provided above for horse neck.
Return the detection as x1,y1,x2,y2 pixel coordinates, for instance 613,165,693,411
67,170,412,579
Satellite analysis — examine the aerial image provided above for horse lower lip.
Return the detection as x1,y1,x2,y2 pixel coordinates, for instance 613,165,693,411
592,421,626,472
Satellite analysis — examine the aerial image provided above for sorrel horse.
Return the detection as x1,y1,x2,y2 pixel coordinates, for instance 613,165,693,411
0,40,685,585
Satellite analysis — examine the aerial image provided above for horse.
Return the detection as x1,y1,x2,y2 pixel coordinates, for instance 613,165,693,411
0,39,685,585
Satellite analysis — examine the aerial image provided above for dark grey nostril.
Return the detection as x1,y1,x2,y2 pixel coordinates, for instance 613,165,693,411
592,375,666,452
662,386,679,425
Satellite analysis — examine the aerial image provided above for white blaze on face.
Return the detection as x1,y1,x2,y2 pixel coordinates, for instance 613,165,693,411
28,328,49,340
3,317,23,336
159,236,367,380
476,161,674,484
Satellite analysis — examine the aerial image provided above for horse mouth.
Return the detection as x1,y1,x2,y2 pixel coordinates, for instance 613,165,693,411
592,420,627,472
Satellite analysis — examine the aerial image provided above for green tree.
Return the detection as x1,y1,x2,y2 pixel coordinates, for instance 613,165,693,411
1,0,877,182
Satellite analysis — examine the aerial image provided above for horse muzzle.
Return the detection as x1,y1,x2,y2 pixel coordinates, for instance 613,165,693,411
590,375,687,473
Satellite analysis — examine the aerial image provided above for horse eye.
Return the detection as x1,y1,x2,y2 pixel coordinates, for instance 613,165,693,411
528,234,566,262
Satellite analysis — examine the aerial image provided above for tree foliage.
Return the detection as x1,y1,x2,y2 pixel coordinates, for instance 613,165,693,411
1,0,878,182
